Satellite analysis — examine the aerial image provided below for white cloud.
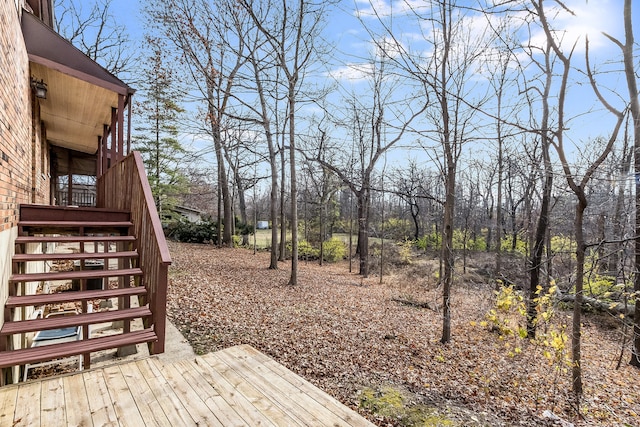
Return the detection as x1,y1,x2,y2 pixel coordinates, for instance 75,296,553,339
526,0,621,54
353,0,429,18
327,34,408,83
327,63,375,83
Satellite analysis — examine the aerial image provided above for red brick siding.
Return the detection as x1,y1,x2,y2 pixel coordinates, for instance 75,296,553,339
0,1,39,231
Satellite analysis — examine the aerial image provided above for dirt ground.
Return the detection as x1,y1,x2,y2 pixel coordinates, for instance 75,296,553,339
166,241,640,426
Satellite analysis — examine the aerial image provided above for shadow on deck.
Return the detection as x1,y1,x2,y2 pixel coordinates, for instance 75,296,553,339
0,344,374,426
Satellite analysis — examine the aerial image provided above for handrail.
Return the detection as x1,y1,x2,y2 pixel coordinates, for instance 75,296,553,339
97,151,171,353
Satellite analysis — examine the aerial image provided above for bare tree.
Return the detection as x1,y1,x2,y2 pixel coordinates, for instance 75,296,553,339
481,31,521,278
557,36,625,398
239,0,336,285
521,1,558,344
310,49,426,277
392,160,438,240
246,38,282,269
147,0,247,247
54,0,133,75
367,0,492,343
599,0,640,368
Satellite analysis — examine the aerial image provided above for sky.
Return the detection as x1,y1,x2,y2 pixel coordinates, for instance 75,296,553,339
67,0,639,175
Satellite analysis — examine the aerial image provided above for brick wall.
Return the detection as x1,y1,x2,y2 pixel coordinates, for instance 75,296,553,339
0,0,29,356
0,0,32,231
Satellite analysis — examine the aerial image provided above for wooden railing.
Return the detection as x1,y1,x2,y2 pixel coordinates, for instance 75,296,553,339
97,152,171,354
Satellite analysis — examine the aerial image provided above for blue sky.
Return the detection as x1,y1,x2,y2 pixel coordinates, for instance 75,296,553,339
95,0,637,172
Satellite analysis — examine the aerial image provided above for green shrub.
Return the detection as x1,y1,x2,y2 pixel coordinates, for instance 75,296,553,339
359,387,455,427
166,216,217,244
382,218,413,240
397,240,414,265
235,218,255,237
286,239,318,260
501,234,528,255
415,228,441,251
299,239,318,259
322,237,346,262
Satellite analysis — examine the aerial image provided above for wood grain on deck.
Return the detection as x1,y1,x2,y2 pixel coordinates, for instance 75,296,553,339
0,344,374,427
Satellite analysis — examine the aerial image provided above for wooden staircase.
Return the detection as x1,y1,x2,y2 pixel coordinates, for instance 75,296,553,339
0,205,158,382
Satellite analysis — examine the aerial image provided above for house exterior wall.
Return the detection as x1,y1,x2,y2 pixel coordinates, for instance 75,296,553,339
0,0,37,333
31,95,50,204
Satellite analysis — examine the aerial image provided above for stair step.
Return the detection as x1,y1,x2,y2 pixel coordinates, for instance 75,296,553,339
19,221,133,235
15,235,136,244
19,221,133,228
19,204,130,222
10,267,142,283
6,287,147,309
0,306,152,336
13,251,139,262
0,329,157,369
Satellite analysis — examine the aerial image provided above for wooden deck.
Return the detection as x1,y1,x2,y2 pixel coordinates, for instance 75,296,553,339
0,344,374,426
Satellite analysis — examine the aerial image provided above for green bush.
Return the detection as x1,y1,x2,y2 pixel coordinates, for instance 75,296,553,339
287,239,318,260
501,234,528,255
398,240,413,265
166,216,217,244
382,218,413,241
321,237,346,262
235,218,255,237
415,228,441,251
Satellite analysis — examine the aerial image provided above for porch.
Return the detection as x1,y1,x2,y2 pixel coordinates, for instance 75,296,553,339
0,344,374,426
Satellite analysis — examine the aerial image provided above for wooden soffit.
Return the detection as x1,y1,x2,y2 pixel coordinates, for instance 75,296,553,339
21,10,134,154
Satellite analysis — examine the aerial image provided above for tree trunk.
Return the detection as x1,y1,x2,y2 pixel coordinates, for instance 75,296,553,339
212,125,233,247
572,198,587,396
249,54,279,268
411,203,420,240
268,147,279,268
527,170,552,338
287,84,298,286
319,201,324,266
279,142,287,261
441,164,455,344
357,189,370,277
496,146,503,280
611,133,631,275
620,0,640,368
215,176,221,247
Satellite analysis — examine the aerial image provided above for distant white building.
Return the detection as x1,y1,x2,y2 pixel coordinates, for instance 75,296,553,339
175,205,206,223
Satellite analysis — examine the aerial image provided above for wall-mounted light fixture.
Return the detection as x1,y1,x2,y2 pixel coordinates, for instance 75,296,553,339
30,77,47,99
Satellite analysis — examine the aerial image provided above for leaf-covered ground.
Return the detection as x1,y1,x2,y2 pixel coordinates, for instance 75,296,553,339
167,242,640,426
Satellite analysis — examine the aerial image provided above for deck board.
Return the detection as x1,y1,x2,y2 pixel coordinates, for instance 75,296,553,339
119,361,172,427
103,365,147,427
13,380,41,426
201,352,294,426
205,350,316,425
0,344,375,427
83,368,119,426
216,346,346,426
40,377,65,425
0,385,17,426
133,358,195,426
171,358,255,427
62,374,92,426
190,356,275,426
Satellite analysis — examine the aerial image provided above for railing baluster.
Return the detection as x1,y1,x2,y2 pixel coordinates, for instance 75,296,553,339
96,152,171,354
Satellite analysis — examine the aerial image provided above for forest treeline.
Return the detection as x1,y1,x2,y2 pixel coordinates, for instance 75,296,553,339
54,0,639,409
